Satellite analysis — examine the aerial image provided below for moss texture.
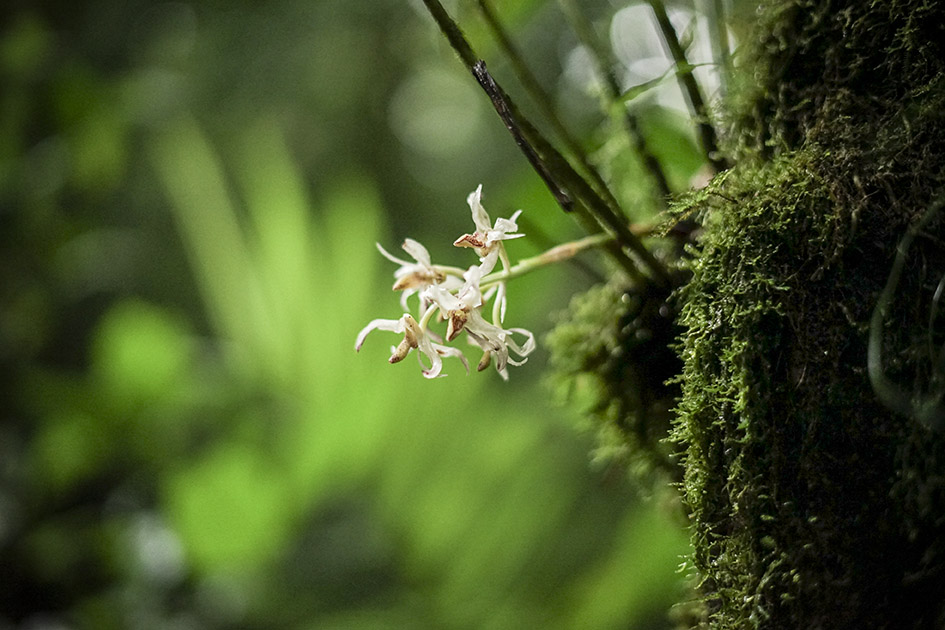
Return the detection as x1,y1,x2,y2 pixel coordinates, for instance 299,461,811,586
547,270,684,483
673,0,945,627
547,0,945,626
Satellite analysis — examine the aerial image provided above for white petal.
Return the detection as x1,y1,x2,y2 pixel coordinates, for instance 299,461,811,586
401,238,432,266
466,184,492,233
420,341,469,378
416,344,444,378
423,285,463,312
355,317,406,351
495,283,507,323
506,327,536,356
477,249,500,276
493,210,522,234
490,231,526,242
375,242,410,266
437,343,470,374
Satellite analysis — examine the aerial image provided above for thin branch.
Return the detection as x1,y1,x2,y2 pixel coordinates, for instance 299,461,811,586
419,0,572,209
472,62,643,282
472,61,574,212
419,0,479,69
419,0,674,286
473,61,672,287
647,0,729,173
477,0,577,155
558,0,673,203
477,0,634,228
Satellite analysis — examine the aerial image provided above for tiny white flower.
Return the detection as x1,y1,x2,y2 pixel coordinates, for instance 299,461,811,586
356,185,536,381
424,265,485,341
423,265,535,380
355,313,469,379
465,322,535,381
377,238,460,310
453,185,525,270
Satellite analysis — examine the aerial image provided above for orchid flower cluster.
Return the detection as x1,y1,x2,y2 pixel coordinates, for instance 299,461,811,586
355,185,536,380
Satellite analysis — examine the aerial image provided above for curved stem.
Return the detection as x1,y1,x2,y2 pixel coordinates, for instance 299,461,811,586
477,0,637,222
418,303,439,330
868,192,945,428
419,0,673,287
480,231,615,288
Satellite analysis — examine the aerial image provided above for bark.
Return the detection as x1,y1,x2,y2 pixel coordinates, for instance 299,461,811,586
673,0,945,627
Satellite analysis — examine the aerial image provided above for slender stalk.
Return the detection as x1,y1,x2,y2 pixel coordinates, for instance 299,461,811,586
418,302,439,330
481,232,614,287
558,0,673,203
477,0,627,222
647,0,729,172
868,193,945,429
471,61,574,212
419,0,673,285
477,0,577,155
473,61,671,287
706,0,731,96
419,0,479,69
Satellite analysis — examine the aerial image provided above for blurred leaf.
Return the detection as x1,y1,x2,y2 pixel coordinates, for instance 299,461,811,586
164,442,293,572
29,410,108,495
91,299,193,407
149,116,273,378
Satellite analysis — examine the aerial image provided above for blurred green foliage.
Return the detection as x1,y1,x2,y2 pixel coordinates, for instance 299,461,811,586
1,0,699,628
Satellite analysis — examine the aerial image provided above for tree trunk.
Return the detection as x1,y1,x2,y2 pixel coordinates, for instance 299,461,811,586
674,0,945,627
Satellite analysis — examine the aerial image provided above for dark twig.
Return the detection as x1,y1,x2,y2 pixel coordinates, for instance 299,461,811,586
473,62,671,287
476,0,577,155
647,0,729,173
420,0,672,287
478,0,642,232
472,62,574,212
419,0,478,69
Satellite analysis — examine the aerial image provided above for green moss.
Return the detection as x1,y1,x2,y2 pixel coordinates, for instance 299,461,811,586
546,270,684,484
671,0,945,627
548,1,945,626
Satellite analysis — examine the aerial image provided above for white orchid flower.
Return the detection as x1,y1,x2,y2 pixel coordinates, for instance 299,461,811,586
465,322,535,381
423,265,535,380
355,313,469,379
356,185,538,380
453,184,524,273
376,238,461,310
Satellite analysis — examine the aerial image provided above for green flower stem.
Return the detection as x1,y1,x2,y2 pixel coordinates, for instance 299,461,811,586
432,232,618,288
472,61,669,287
418,303,439,331
481,232,615,288
431,264,468,278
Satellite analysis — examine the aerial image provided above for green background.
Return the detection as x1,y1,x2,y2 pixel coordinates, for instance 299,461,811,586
0,1,705,627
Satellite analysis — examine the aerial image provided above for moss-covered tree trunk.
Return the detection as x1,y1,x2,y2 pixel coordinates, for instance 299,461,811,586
674,0,945,627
